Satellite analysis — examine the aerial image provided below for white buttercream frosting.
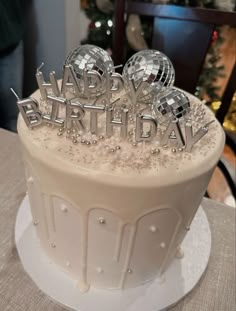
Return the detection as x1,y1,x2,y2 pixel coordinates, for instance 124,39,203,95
17,88,225,291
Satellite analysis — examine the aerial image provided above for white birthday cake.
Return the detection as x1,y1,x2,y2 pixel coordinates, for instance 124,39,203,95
17,45,224,292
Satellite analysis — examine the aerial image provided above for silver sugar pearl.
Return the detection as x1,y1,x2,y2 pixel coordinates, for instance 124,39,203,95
115,145,121,150
127,269,133,274
175,247,184,259
171,148,177,153
149,225,157,233
110,148,115,152
99,218,106,224
33,221,38,226
67,129,71,134
160,242,166,249
92,140,98,144
51,243,56,248
61,205,68,212
96,267,103,274
81,139,86,144
72,139,78,144
132,143,137,147
178,147,184,152
86,141,91,146
57,132,63,137
99,135,104,140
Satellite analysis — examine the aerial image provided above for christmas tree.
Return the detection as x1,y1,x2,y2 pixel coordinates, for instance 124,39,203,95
81,0,227,101
81,0,114,51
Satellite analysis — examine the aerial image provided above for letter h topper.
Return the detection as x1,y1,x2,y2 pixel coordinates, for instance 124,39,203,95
106,104,128,139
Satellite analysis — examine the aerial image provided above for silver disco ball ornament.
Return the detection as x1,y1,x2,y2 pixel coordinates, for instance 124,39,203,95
122,50,175,102
155,88,190,120
65,44,114,78
65,45,114,97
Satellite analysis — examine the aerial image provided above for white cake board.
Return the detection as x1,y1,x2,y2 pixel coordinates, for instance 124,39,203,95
15,196,211,311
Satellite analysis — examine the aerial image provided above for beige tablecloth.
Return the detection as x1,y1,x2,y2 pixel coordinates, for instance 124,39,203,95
0,128,235,311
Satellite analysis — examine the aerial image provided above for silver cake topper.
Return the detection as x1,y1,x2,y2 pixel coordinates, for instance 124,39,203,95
13,44,214,153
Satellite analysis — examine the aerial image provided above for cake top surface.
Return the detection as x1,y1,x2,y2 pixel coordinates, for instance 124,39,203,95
18,88,224,184
17,45,225,185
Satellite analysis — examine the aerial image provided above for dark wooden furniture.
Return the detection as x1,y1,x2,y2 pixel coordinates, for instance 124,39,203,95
113,1,236,197
113,2,236,94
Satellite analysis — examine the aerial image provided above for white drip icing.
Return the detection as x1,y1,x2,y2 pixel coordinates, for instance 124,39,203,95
49,196,56,232
119,224,137,289
79,212,89,292
113,222,125,262
41,194,50,240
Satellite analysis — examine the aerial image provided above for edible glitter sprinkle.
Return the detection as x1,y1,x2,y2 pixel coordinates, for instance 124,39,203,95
21,90,220,175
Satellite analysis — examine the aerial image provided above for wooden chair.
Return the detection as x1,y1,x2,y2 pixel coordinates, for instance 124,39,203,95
113,1,236,198
113,2,236,93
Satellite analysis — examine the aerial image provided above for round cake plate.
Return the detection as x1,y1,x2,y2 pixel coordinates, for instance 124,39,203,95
15,196,211,311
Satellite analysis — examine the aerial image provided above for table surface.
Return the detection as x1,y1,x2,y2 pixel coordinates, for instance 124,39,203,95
0,128,235,311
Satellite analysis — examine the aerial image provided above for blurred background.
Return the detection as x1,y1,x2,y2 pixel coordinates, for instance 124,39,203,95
23,0,89,96
0,0,235,206
18,0,236,135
